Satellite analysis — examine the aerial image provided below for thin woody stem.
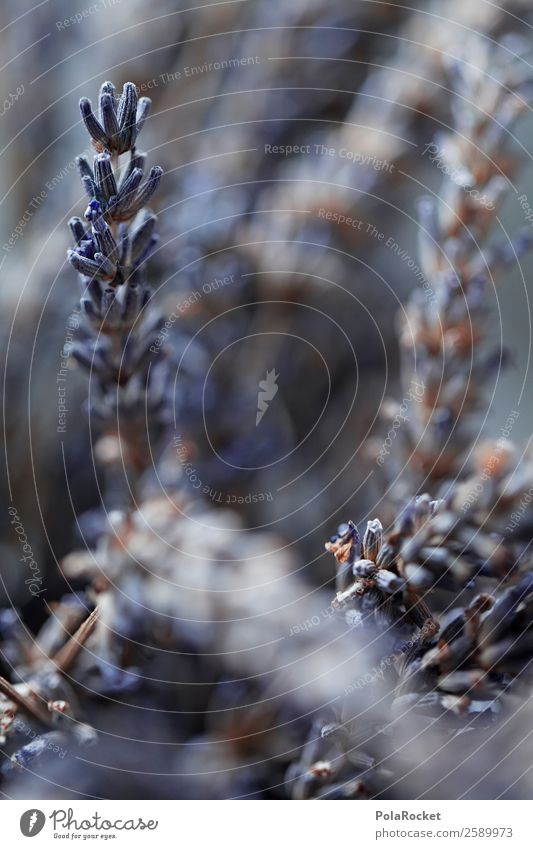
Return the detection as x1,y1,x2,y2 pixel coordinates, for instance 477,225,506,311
52,607,99,675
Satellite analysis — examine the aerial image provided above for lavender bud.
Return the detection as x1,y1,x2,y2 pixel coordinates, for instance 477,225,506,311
352,558,376,578
76,155,94,182
94,153,118,201
375,542,395,569
136,97,151,135
362,518,383,561
101,287,121,326
93,252,118,281
396,502,416,536
126,166,163,215
81,173,98,201
117,82,138,150
375,569,404,594
84,198,103,223
479,577,533,646
79,98,107,147
121,151,146,185
121,283,141,323
119,230,132,267
413,494,432,528
68,249,104,278
99,92,120,141
112,168,144,217
99,80,116,101
326,520,360,592
81,298,96,322
68,217,87,245
69,342,97,371
131,212,157,264
92,215,118,261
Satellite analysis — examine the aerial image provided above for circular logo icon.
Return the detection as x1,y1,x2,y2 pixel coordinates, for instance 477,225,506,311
20,810,46,837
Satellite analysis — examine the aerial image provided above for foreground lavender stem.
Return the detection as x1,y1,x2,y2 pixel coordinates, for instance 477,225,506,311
68,81,172,505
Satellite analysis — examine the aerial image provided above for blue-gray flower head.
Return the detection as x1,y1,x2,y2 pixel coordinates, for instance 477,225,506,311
79,81,151,155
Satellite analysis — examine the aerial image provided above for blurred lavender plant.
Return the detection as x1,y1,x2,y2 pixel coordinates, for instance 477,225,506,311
288,34,533,800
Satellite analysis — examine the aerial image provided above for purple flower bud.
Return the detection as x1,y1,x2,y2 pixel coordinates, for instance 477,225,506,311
94,153,118,201
136,97,151,135
100,92,120,141
79,97,107,147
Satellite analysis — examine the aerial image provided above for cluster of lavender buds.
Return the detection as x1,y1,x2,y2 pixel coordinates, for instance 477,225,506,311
286,502,533,798
0,604,98,776
67,82,169,498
